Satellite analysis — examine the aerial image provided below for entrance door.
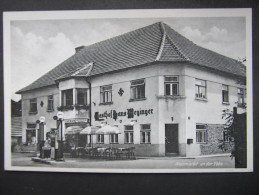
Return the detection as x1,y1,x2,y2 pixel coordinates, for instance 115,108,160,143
26,129,36,145
165,124,179,154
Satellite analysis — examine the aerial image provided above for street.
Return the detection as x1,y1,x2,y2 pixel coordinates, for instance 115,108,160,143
11,152,235,169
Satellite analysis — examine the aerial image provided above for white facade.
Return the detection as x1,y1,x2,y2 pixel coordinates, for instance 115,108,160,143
19,62,246,157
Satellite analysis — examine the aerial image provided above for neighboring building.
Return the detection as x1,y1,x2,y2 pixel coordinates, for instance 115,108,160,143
11,100,22,149
16,22,246,157
11,116,22,145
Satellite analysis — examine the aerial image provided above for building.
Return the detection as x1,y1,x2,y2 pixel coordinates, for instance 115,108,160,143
11,100,22,151
16,22,246,157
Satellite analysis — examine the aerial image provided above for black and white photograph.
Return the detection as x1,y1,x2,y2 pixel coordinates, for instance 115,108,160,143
3,9,253,173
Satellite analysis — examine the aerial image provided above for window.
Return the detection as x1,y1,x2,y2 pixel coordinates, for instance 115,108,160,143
238,88,246,106
47,95,54,111
165,76,179,96
77,88,88,105
29,98,37,113
223,131,230,142
62,89,73,106
222,85,229,103
86,135,92,144
195,79,206,99
124,125,134,144
97,134,104,144
196,124,207,143
130,79,145,100
27,123,36,128
140,124,151,144
110,134,118,144
100,85,112,104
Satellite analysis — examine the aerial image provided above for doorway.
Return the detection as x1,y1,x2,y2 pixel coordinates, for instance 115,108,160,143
165,124,179,154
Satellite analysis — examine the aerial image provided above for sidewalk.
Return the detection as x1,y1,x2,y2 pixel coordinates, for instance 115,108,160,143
31,153,231,164
12,152,235,168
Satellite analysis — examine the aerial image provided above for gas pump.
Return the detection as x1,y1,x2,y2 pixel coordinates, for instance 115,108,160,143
36,116,46,158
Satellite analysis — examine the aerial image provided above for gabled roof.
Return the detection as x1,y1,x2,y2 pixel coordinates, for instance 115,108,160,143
17,22,246,94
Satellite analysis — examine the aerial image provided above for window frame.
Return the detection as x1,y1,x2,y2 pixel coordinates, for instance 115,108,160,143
100,85,113,104
237,88,246,106
223,131,230,142
124,125,134,144
47,95,54,111
110,134,119,144
62,89,73,106
196,124,208,144
130,79,146,101
222,85,229,103
164,76,179,96
76,88,88,105
140,124,151,144
96,134,104,144
29,98,37,114
195,79,207,99
86,135,92,144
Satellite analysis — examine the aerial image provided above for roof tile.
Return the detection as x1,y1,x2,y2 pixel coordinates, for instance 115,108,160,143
17,22,246,93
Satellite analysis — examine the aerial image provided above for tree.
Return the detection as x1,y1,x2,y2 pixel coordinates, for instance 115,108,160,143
220,107,247,168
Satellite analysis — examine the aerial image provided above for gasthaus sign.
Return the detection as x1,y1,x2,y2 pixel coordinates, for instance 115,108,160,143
95,108,154,121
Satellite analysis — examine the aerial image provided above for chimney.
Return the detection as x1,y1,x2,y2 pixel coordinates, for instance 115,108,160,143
75,45,85,53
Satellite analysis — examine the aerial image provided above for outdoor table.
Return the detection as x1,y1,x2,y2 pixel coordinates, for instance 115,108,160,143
112,148,126,159
88,147,100,158
116,147,136,159
76,147,85,157
97,148,107,157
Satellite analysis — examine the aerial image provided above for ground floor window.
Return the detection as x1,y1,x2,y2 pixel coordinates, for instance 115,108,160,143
196,124,207,143
124,125,134,144
97,134,104,144
86,135,92,144
110,134,118,144
26,123,36,145
140,124,151,144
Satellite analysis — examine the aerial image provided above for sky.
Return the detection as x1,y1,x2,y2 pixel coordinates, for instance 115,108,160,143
10,17,246,101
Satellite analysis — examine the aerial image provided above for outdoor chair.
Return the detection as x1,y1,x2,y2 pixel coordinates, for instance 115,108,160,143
71,148,78,158
89,147,100,158
126,147,136,160
113,148,124,160
103,148,112,159
83,147,91,158
77,147,85,158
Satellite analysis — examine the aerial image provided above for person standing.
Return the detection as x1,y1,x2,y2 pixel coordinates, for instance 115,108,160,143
50,133,55,160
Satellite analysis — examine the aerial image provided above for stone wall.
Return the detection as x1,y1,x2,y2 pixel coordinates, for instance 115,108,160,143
200,124,233,155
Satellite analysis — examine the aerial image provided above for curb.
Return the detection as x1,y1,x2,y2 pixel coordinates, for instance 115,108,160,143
136,153,231,160
31,157,65,165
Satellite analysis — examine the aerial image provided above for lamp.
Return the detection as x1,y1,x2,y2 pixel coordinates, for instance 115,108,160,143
53,111,64,161
130,120,137,126
101,121,107,127
37,116,46,158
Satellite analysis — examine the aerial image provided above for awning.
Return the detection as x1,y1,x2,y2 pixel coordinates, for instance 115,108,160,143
65,126,84,134
26,128,36,131
80,126,100,135
96,125,122,134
